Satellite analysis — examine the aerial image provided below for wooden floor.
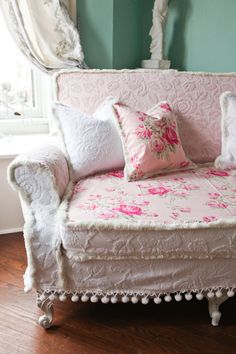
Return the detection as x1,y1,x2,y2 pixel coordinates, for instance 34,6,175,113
0,233,235,354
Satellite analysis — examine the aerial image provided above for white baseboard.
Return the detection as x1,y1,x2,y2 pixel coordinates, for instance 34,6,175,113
0,227,23,235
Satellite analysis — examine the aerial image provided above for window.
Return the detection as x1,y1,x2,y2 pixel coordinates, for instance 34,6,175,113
0,12,49,135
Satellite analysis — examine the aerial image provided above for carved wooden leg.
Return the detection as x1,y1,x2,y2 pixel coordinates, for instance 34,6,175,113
207,294,228,326
37,293,54,329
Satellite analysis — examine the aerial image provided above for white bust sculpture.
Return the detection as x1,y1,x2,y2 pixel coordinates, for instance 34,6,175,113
142,0,170,69
150,0,168,60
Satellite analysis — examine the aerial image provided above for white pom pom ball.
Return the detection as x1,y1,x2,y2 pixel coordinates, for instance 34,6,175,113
122,295,129,303
49,294,56,301
174,294,182,302
227,290,234,297
141,297,149,305
185,293,192,301
196,293,204,300
207,291,214,299
111,296,118,304
215,290,222,298
71,294,79,302
164,295,172,302
101,296,110,304
90,295,98,303
59,294,67,302
81,294,89,302
154,297,162,304
131,296,139,304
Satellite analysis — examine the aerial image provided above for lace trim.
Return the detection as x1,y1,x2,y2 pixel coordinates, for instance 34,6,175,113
68,253,236,262
36,287,235,304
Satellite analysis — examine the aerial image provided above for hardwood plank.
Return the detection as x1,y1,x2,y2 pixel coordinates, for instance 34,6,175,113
0,233,235,354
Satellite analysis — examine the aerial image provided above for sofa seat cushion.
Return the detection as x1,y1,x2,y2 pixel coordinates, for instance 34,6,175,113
61,165,236,261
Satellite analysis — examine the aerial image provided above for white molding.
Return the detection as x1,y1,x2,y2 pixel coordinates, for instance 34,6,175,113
0,227,22,235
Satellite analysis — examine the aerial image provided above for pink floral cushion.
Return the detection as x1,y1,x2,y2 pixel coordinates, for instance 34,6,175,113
113,102,195,181
67,165,236,228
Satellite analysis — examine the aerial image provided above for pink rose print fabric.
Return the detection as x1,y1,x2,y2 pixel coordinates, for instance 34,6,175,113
68,165,236,228
113,101,195,181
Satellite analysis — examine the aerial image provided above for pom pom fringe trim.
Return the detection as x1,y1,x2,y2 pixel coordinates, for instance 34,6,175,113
37,287,235,304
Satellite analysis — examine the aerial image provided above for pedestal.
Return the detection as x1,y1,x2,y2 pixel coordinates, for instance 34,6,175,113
141,59,171,70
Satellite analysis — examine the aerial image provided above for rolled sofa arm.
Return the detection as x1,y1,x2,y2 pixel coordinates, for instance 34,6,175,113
7,143,70,292
8,143,69,204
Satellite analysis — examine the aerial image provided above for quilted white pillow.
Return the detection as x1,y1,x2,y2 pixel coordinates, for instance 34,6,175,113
215,92,236,169
54,97,125,180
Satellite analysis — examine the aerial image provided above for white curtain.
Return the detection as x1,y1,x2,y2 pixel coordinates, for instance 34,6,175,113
0,0,84,72
63,0,77,25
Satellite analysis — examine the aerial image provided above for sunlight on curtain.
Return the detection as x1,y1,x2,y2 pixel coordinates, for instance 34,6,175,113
0,0,84,72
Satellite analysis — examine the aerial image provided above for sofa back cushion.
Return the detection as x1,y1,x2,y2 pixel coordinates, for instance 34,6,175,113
55,70,236,163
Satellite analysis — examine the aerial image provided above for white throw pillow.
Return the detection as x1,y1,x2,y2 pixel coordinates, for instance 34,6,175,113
215,92,236,169
54,97,125,181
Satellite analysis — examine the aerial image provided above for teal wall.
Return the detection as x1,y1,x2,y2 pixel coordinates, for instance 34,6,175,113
113,0,142,69
77,0,143,69
165,0,236,72
77,0,236,72
77,0,113,68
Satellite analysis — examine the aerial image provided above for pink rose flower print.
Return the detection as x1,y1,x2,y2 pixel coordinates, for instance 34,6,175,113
76,203,97,210
180,161,190,168
171,212,179,220
152,139,165,153
173,190,188,197
130,155,141,169
107,170,124,178
208,193,221,199
148,186,171,196
203,216,218,223
99,212,116,219
184,184,199,191
159,103,172,112
207,169,229,177
89,204,98,210
138,112,147,122
135,125,152,139
180,207,191,213
113,204,143,216
72,184,87,196
114,102,126,108
162,127,179,145
207,201,228,209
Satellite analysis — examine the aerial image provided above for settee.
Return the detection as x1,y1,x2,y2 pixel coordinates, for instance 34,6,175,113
8,69,236,328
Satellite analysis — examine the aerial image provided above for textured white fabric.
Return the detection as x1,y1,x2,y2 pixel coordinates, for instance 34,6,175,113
55,70,236,163
62,225,236,262
215,92,236,169
8,144,70,291
42,257,236,296
54,98,126,181
0,0,84,72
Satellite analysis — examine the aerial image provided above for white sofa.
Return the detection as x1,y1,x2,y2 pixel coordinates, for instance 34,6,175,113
8,69,236,328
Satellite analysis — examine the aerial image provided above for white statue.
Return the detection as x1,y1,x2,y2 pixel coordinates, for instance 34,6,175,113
142,0,170,69
150,0,168,60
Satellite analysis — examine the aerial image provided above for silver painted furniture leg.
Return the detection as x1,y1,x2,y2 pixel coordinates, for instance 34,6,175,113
207,294,228,326
37,293,54,329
